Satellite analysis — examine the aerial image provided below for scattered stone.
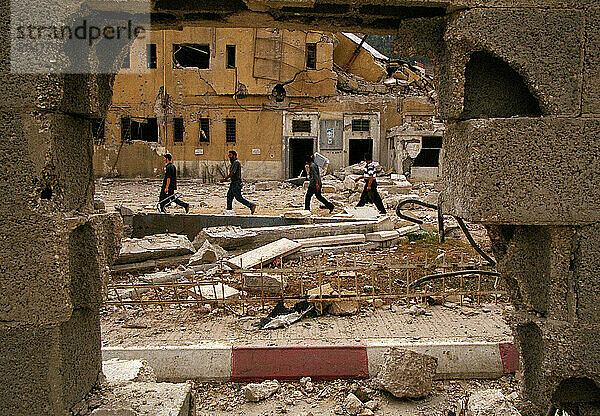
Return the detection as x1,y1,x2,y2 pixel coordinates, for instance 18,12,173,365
359,409,374,416
408,305,425,316
329,299,359,316
467,389,521,416
195,226,257,250
93,199,106,211
243,380,280,402
373,298,384,308
188,240,227,266
307,283,335,299
344,206,380,219
199,283,240,300
115,205,135,216
374,347,438,398
283,210,312,219
117,234,195,264
300,377,314,393
364,400,379,411
343,393,364,415
243,272,288,295
321,184,336,193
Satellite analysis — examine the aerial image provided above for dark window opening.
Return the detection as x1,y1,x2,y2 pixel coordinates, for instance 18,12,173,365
349,139,373,165
413,136,442,167
226,45,236,68
199,118,210,142
173,44,210,69
90,118,105,145
174,118,184,142
462,51,542,119
352,119,370,132
147,44,157,69
225,118,236,143
121,117,158,142
306,43,317,70
41,187,52,200
292,120,311,133
121,117,131,141
289,138,314,178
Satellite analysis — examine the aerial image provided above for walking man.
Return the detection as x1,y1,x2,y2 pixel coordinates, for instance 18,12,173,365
159,153,189,213
354,152,387,214
221,150,256,214
305,154,334,213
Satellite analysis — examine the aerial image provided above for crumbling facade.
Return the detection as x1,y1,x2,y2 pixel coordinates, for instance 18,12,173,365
93,28,434,180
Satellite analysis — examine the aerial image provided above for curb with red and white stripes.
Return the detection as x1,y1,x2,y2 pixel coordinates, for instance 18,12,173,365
102,340,518,382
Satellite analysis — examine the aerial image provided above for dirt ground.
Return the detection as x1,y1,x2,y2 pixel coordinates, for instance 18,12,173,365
193,376,521,416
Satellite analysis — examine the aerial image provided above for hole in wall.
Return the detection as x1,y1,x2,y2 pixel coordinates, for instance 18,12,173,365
41,187,53,200
462,51,542,119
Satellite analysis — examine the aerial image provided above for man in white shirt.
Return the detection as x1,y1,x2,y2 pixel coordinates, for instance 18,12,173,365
354,152,387,214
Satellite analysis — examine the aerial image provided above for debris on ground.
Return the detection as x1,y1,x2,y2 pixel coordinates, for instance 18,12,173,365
255,300,317,329
243,380,280,402
466,389,521,416
242,272,287,295
117,234,195,264
227,238,302,269
343,392,364,415
102,359,157,384
195,226,257,250
188,240,227,266
374,347,438,398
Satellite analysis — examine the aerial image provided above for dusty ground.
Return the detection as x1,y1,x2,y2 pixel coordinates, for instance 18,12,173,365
194,376,521,416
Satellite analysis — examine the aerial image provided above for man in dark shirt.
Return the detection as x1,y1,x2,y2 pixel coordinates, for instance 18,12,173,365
159,153,189,213
220,150,256,214
354,152,386,214
304,154,334,213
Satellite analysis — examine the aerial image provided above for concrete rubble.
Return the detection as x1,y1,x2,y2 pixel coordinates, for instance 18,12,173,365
242,272,287,295
194,226,258,250
466,389,521,416
243,380,281,402
374,347,438,398
102,359,157,385
226,238,302,269
117,234,195,264
188,240,227,266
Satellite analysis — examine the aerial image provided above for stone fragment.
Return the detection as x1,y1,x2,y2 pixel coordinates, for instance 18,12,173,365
117,234,195,264
243,380,280,402
329,299,359,316
199,284,239,300
467,389,521,416
102,359,157,384
374,348,438,398
195,226,257,250
300,377,314,392
344,206,381,219
320,184,336,193
364,400,379,411
373,299,384,308
283,209,312,219
343,393,364,415
242,272,287,295
226,238,302,269
188,240,227,266
344,175,360,191
359,409,374,416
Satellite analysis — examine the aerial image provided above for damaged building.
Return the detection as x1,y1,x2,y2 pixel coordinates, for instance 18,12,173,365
93,28,439,181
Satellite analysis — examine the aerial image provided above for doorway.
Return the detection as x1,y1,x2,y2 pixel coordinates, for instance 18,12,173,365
349,139,373,165
289,137,315,178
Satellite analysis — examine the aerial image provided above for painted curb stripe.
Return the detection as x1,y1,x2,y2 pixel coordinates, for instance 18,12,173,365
499,342,519,373
231,346,369,381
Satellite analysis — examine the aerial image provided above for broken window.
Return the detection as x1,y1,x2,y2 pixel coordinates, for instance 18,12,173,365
413,136,442,167
226,45,236,69
173,44,210,69
90,118,105,145
306,43,317,70
120,117,158,142
199,118,210,142
292,120,311,133
225,118,236,143
352,119,370,132
147,44,157,69
174,118,184,143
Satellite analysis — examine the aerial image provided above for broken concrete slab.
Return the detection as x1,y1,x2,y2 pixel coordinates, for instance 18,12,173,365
282,210,312,220
108,382,193,416
344,206,381,219
226,238,302,269
329,299,359,316
467,389,521,416
343,392,364,415
307,283,335,299
110,255,192,275
285,242,378,260
374,347,438,398
243,380,280,402
188,240,227,266
116,234,195,265
295,234,366,249
195,226,258,250
242,272,287,296
102,359,156,384
199,284,239,300
365,230,400,242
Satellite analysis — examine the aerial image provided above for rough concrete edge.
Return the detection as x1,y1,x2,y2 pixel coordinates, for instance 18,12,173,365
366,340,512,380
102,343,232,382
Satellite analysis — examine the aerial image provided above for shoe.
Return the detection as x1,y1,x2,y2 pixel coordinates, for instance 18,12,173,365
250,204,256,215
329,204,334,214
185,204,190,214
